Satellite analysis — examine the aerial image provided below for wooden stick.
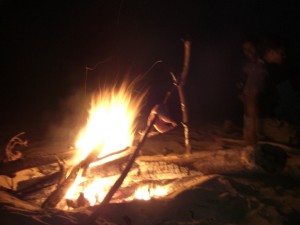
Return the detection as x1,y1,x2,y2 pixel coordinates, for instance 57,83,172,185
180,39,191,85
171,39,192,154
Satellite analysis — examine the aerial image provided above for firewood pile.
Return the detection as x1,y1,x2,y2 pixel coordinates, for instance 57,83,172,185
1,125,298,225
0,134,290,205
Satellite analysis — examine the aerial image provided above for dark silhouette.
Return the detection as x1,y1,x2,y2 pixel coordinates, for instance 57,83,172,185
239,35,286,145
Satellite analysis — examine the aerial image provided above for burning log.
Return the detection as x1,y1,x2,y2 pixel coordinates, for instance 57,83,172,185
41,149,100,208
41,148,131,209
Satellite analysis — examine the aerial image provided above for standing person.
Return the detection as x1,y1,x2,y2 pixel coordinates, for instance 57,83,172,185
240,37,268,145
262,37,300,145
240,36,286,146
260,37,287,118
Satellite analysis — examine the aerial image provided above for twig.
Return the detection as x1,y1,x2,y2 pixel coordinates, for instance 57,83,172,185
5,132,28,162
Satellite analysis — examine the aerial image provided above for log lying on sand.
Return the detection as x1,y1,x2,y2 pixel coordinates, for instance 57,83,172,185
217,137,300,153
137,144,288,175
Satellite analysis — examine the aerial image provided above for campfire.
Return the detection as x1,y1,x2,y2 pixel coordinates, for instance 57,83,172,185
57,76,199,210
0,41,195,215
60,80,156,208
0,40,290,225
49,41,194,212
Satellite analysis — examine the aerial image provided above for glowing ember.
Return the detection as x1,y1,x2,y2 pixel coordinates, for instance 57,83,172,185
134,185,169,200
66,173,117,206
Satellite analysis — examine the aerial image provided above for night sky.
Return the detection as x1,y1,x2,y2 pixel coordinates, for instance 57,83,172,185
1,0,300,140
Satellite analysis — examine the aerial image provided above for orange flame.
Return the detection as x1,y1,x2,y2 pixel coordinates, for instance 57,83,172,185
73,80,146,164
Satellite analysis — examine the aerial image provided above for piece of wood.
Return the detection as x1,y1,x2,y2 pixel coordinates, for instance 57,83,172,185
171,39,192,154
137,144,287,175
0,151,75,177
17,171,62,197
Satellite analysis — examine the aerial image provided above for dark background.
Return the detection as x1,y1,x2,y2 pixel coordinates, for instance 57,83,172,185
1,0,300,141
